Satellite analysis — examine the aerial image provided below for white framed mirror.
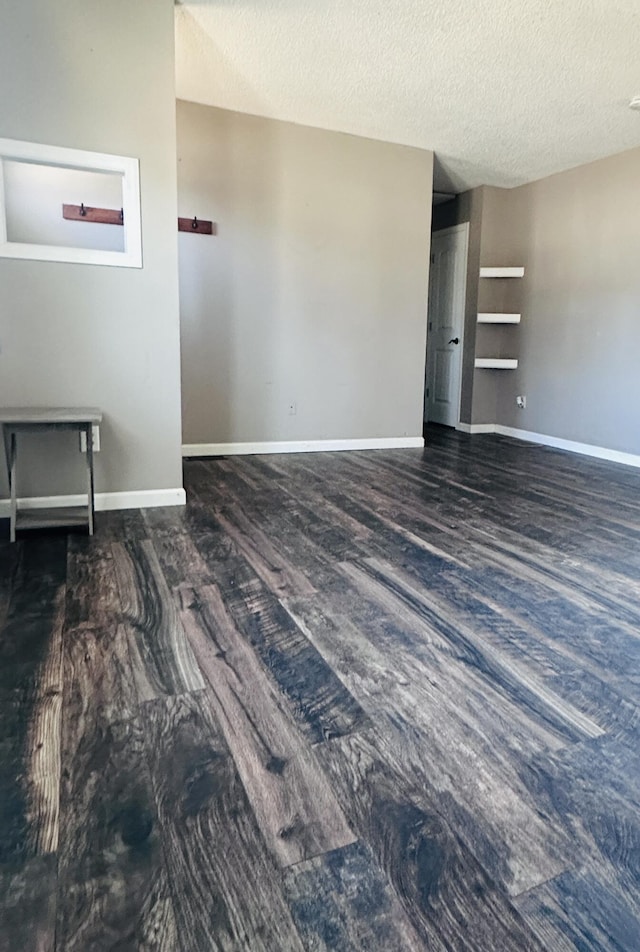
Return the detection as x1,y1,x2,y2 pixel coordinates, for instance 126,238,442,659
0,138,142,268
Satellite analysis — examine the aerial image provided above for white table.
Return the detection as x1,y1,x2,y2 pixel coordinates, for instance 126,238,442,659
0,407,103,543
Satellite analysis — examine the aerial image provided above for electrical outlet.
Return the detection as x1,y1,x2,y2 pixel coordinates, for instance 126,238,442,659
79,424,100,452
516,395,526,409
288,402,297,416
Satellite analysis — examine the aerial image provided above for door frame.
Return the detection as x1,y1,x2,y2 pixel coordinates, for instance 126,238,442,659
424,221,469,428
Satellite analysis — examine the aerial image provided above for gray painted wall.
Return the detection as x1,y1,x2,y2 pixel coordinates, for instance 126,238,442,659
0,0,183,498
177,101,433,446
473,186,525,425
496,147,640,454
434,149,640,454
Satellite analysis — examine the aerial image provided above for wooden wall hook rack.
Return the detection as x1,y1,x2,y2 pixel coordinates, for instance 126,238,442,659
63,205,217,235
178,216,216,235
63,203,123,225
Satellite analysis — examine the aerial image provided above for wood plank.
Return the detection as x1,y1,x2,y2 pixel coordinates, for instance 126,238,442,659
0,537,67,656
182,459,227,498
63,203,123,225
56,715,178,951
315,730,546,952
58,545,177,947
283,590,574,896
516,734,640,926
229,504,351,592
349,557,604,742
141,501,220,542
456,519,640,634
178,584,356,867
65,536,121,630
292,558,600,754
0,539,66,865
0,539,19,629
177,216,215,235
94,508,149,543
0,855,57,952
316,476,640,720
283,841,425,951
213,454,372,562
447,562,640,695
242,456,371,544
112,540,204,701
187,457,357,589
517,870,640,952
215,509,317,598
274,475,464,578
465,524,640,612
192,533,369,744
142,692,306,952
63,541,139,738
63,623,138,728
0,542,66,950
413,438,640,570
433,570,640,738
148,525,219,591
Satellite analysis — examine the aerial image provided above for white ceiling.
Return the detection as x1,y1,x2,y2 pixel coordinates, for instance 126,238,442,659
175,0,640,192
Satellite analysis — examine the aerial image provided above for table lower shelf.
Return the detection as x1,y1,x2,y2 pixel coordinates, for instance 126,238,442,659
15,506,90,532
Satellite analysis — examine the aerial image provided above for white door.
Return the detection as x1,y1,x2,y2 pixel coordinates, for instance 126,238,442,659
424,224,468,427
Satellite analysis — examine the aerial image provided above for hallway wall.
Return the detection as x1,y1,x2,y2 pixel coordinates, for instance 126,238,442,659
177,101,433,450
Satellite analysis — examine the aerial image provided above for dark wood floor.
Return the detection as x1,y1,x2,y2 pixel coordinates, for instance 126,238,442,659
1,425,639,951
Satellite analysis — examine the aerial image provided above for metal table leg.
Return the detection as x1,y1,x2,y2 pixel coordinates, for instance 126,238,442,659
2,425,11,487
85,423,95,535
9,430,17,544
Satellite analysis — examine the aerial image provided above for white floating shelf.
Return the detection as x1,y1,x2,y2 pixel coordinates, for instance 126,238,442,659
480,267,525,278
477,313,521,324
475,358,518,369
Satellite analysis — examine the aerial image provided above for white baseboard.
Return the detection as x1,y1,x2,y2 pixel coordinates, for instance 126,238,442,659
456,423,496,434
182,436,425,457
494,425,640,469
455,422,640,469
0,487,186,517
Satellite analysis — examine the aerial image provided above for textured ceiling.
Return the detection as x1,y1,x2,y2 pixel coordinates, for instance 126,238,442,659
175,1,640,191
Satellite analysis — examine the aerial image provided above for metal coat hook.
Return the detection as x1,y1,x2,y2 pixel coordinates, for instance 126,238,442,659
80,202,87,217
192,216,198,230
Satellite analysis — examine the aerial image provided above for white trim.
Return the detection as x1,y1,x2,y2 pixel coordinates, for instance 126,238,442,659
182,437,424,457
455,422,640,469
494,426,640,469
0,487,185,517
453,224,469,428
474,358,518,369
479,267,525,278
477,313,521,324
0,137,142,268
456,423,497,434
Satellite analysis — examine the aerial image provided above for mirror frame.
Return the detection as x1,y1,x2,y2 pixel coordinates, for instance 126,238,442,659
0,138,142,268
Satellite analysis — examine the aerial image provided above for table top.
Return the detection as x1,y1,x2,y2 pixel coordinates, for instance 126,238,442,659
0,406,103,425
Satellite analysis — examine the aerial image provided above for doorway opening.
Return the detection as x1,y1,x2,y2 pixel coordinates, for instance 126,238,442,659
424,222,469,429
